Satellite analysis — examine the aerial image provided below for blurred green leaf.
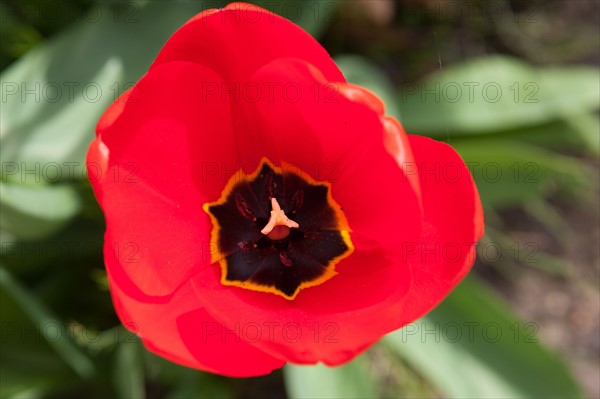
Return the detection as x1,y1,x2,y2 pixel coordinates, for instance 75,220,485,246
335,54,402,119
0,182,81,240
495,116,599,157
449,138,588,208
0,1,42,70
385,277,583,399
142,351,232,399
1,217,103,276
0,288,73,399
113,339,145,399
284,355,377,399
400,56,600,135
0,266,95,379
164,371,231,399
254,0,338,39
482,226,568,277
0,2,208,176
163,371,204,399
0,357,63,399
562,112,600,156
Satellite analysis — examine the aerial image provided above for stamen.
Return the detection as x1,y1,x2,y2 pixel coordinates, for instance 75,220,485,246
237,241,255,252
291,190,304,212
261,197,299,238
235,194,255,221
279,251,292,267
265,171,275,198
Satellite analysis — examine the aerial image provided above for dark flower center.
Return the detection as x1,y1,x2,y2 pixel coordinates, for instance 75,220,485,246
203,159,353,299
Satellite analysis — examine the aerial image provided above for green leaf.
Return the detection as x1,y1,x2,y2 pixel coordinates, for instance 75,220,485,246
164,371,231,399
335,54,402,119
284,355,378,399
562,112,600,156
482,226,568,277
142,350,232,399
0,2,209,175
113,339,145,399
385,277,583,398
0,181,81,240
492,116,600,157
399,56,600,135
253,0,339,39
449,138,588,209
1,217,103,276
0,266,94,379
0,288,73,399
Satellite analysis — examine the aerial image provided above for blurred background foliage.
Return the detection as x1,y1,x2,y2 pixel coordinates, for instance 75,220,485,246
1,0,598,398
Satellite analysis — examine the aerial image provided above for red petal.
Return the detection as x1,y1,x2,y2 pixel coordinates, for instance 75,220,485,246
398,135,484,324
152,3,344,83
108,273,285,377
381,116,422,201
190,135,482,364
191,237,412,365
190,59,424,364
89,61,240,296
337,84,422,201
95,61,239,205
243,58,422,249
96,88,133,136
337,83,386,115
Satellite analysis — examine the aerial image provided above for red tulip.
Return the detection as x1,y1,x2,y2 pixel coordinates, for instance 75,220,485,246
87,2,484,377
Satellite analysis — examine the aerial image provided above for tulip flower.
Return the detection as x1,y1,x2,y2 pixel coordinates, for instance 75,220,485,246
87,2,484,377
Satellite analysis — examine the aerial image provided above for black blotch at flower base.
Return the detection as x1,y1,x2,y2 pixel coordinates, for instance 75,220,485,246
203,159,353,299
